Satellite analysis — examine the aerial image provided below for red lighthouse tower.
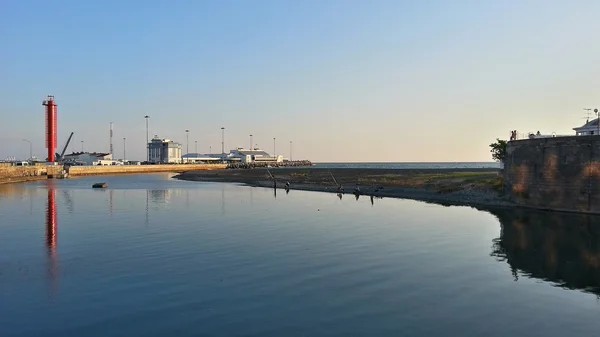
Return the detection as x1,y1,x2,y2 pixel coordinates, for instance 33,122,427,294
42,95,58,162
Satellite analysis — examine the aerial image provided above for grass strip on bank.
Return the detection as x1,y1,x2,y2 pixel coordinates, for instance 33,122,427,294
174,168,509,209
354,172,502,193
180,168,503,196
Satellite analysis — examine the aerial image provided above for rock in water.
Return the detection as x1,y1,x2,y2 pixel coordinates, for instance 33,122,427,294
92,183,107,188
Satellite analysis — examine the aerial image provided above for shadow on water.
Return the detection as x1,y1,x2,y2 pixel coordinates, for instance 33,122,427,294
61,190,74,214
109,189,113,217
221,185,225,215
489,208,600,297
150,189,168,204
145,189,149,226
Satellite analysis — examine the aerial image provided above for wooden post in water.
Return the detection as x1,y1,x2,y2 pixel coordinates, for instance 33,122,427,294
330,171,343,192
266,168,275,180
266,168,276,188
329,171,338,186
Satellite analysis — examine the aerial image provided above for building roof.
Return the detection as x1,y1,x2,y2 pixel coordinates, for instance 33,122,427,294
64,152,110,158
150,135,180,144
231,147,271,157
235,149,271,156
574,118,600,130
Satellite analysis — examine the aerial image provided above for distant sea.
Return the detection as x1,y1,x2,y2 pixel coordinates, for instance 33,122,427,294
313,162,502,169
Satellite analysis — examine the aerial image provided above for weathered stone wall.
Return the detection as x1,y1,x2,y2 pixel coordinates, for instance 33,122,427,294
0,165,50,184
0,164,225,183
68,164,226,176
504,136,600,213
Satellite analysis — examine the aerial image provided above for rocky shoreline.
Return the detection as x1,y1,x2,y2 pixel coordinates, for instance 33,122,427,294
174,167,514,211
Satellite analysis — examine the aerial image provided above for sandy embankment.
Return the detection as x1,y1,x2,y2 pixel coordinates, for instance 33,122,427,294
174,167,513,210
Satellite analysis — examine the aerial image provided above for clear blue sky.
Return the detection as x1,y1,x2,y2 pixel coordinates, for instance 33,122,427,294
3,0,600,162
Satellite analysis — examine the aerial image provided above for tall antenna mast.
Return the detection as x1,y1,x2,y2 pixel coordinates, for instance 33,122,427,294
109,122,114,155
584,108,592,123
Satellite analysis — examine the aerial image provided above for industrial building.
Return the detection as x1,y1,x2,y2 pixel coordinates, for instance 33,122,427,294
148,136,182,163
181,147,283,164
63,152,114,166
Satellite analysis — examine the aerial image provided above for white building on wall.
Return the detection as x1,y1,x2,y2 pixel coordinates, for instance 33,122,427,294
148,136,182,163
574,118,600,136
63,152,113,166
181,153,222,163
226,148,283,163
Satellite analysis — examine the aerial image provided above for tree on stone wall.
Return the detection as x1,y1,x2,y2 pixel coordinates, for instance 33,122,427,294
489,139,507,162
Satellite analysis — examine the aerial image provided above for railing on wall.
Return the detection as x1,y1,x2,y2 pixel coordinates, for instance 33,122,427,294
511,133,576,140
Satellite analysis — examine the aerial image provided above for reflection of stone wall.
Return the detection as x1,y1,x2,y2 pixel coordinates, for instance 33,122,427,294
0,182,46,198
490,208,600,295
504,136,600,213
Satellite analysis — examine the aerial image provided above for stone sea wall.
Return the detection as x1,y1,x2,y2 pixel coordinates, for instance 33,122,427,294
67,164,226,176
0,164,226,183
504,136,600,213
0,165,63,184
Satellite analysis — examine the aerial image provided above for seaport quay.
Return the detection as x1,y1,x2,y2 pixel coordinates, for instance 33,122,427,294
0,163,225,184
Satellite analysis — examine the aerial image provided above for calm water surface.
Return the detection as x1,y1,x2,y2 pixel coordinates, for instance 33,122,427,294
0,173,599,337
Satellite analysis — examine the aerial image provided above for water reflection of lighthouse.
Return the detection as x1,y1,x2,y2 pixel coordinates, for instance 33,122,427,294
46,183,59,291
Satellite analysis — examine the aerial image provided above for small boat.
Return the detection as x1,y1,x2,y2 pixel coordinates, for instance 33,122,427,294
92,183,107,188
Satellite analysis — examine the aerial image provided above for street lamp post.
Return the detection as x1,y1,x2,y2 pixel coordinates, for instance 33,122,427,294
185,129,190,162
123,137,126,161
210,145,212,155
250,134,253,150
195,140,198,154
290,140,292,161
221,127,225,159
273,137,276,160
81,140,84,152
109,122,114,156
22,139,32,160
144,115,150,162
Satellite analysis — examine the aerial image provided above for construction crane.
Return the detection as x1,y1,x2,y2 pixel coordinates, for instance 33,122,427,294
56,132,75,162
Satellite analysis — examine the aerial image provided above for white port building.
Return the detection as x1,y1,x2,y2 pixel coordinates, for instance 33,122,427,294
226,148,283,163
148,136,182,163
181,147,283,164
181,153,222,163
